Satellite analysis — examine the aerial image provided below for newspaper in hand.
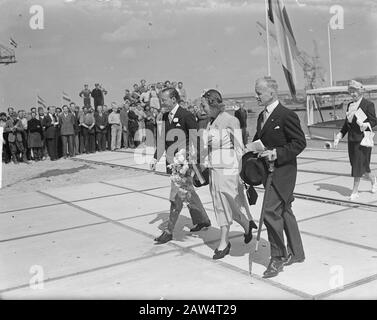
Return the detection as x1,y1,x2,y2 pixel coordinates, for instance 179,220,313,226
355,108,367,123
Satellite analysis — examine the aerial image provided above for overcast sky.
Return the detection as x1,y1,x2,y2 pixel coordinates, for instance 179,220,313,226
0,0,376,111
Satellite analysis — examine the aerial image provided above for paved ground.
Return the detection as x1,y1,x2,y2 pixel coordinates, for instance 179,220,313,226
1,147,377,299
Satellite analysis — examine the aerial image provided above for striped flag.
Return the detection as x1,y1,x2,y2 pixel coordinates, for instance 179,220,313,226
267,0,298,98
62,91,71,103
37,95,47,108
9,37,17,48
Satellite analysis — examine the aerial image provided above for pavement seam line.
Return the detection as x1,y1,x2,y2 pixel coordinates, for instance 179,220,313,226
77,156,377,211
313,272,377,300
74,152,377,178
0,248,178,295
300,230,377,253
0,208,172,243
0,185,170,215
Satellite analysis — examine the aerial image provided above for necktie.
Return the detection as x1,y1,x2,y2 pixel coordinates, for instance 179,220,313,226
168,112,174,124
261,109,268,129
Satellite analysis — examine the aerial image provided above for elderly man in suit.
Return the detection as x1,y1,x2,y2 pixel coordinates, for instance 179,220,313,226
253,77,306,278
150,88,211,244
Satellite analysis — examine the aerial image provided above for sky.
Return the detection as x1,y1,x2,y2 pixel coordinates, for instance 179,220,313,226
0,0,377,111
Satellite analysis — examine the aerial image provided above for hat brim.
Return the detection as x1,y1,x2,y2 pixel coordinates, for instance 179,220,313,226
240,151,267,186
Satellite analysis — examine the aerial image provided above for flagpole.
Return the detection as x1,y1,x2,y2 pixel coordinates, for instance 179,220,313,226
265,0,271,76
327,23,333,86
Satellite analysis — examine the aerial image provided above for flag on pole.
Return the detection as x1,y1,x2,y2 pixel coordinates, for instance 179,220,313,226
267,0,298,98
37,95,47,109
9,37,17,48
62,91,71,103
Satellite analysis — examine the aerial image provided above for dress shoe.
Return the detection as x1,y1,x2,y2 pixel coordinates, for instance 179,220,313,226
190,221,211,232
263,258,284,278
348,193,359,201
154,231,172,244
283,253,305,266
244,220,258,244
213,242,231,260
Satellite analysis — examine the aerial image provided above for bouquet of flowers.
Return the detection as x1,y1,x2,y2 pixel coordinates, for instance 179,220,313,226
167,149,194,202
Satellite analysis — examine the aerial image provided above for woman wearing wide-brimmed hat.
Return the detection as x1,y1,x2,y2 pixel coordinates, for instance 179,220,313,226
201,89,257,260
334,80,377,200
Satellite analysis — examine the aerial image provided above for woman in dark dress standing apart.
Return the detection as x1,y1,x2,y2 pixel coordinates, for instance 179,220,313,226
334,80,377,200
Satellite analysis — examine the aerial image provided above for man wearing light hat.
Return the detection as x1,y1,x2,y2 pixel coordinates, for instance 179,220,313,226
334,79,377,200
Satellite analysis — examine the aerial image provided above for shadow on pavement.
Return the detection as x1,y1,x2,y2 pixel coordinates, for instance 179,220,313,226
149,212,271,269
314,183,352,196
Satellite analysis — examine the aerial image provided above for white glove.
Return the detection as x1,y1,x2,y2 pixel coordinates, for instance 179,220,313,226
334,132,342,148
359,121,369,132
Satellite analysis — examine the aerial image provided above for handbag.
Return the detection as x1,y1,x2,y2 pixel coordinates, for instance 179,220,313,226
192,163,209,188
360,123,375,148
244,183,258,205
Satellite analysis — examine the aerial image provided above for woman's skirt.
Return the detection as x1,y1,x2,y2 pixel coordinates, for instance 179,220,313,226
28,132,43,148
209,167,252,227
348,141,371,177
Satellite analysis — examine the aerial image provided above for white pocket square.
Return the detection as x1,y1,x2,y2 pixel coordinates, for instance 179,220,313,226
274,126,280,129
176,123,181,127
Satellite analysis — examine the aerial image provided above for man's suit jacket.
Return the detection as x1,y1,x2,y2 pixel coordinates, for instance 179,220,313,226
42,114,57,139
154,106,198,166
253,103,306,203
94,112,108,132
340,98,377,142
5,119,24,143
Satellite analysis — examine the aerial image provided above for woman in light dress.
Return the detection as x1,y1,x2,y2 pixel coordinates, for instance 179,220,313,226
201,89,257,260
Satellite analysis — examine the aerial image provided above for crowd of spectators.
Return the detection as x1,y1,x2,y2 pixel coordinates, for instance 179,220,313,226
1,79,220,164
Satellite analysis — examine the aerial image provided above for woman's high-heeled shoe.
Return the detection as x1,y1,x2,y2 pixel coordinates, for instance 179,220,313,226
348,193,359,201
213,242,231,260
244,220,258,244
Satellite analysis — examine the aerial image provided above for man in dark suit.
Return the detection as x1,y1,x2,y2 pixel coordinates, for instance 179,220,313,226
253,77,306,278
150,88,211,244
91,83,107,112
42,106,59,161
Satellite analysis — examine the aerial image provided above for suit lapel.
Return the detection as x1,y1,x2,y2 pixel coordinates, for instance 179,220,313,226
169,106,182,129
